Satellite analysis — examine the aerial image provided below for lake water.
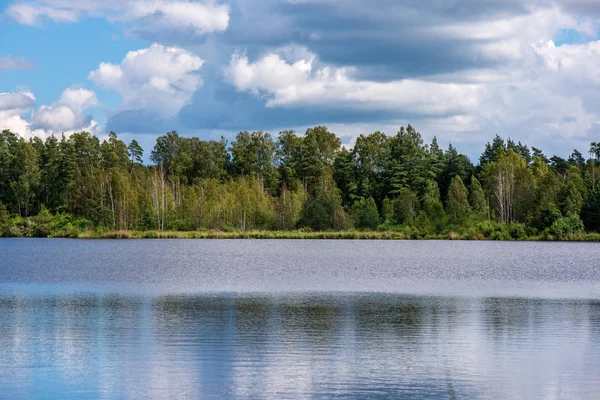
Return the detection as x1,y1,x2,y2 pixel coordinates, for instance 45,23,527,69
1,239,600,399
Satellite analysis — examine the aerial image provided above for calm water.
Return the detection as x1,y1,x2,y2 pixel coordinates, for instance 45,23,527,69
1,239,600,399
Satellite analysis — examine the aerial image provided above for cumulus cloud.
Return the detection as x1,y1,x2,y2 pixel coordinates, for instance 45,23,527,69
0,92,35,111
5,0,230,38
224,48,480,116
0,56,37,71
0,91,43,139
0,88,99,139
32,88,98,132
89,43,204,117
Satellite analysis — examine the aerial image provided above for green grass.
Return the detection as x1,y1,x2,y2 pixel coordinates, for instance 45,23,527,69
77,229,412,240
69,229,600,241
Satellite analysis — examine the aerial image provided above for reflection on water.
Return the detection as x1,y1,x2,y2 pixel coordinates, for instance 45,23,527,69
1,292,599,399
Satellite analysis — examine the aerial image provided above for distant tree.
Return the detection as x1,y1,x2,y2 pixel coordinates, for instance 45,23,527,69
350,197,380,229
394,187,420,226
563,166,586,216
479,135,505,166
128,139,144,164
298,172,350,231
568,149,585,170
446,175,470,224
469,176,487,219
483,149,534,223
532,147,549,164
333,148,358,208
582,182,600,232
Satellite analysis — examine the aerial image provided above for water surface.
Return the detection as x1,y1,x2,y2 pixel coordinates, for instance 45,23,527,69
1,239,599,399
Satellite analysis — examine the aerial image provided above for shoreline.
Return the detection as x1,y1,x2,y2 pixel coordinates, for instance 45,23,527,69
3,229,599,241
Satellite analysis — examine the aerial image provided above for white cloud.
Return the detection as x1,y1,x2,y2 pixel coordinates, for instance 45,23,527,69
6,3,78,25
0,88,99,140
125,1,230,35
0,56,37,71
89,43,204,117
32,88,98,132
224,49,481,116
5,0,230,36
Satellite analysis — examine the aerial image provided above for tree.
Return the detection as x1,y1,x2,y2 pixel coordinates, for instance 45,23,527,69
151,131,191,180
483,149,534,223
590,142,600,163
386,125,433,199
438,143,473,202
582,182,600,232
298,172,350,231
479,135,505,166
350,197,380,229
394,187,420,226
568,149,585,170
469,176,487,219
10,139,41,216
128,139,144,164
333,148,358,208
446,175,470,224
101,132,129,170
563,166,586,216
353,131,389,203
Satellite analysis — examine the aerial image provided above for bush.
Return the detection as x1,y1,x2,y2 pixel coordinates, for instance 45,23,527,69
549,214,584,237
507,223,527,240
350,197,380,229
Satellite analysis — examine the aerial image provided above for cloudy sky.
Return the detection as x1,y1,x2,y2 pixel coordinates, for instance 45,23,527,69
1,0,600,159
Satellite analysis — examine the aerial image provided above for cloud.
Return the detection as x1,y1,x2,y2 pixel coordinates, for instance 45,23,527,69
0,91,44,139
6,0,600,158
5,0,230,38
0,89,99,139
89,43,204,118
32,88,98,132
0,56,37,71
0,92,35,111
6,3,78,25
224,48,480,116
125,1,230,39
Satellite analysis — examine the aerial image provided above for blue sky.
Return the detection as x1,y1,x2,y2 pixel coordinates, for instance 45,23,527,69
1,0,600,160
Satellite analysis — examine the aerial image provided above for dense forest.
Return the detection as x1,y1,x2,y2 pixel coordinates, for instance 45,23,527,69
1,125,599,239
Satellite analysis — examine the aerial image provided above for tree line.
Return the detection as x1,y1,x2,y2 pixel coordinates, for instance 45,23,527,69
1,125,599,238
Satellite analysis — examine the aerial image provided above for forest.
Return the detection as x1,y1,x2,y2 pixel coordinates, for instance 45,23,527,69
1,125,599,240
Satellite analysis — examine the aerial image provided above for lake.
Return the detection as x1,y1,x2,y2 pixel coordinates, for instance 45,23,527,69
1,239,600,399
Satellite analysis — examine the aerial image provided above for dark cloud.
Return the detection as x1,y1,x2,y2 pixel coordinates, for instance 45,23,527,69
0,92,34,111
214,0,534,80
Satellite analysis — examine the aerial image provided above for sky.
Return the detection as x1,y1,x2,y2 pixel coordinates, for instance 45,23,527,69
1,0,600,161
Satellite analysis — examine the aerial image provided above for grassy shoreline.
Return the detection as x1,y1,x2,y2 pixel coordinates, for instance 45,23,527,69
11,228,598,241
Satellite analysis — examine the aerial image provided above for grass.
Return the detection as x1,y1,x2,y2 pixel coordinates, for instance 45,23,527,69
77,229,412,240
69,229,600,241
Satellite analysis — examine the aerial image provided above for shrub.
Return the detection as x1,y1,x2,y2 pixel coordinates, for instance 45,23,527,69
549,214,585,237
350,197,380,229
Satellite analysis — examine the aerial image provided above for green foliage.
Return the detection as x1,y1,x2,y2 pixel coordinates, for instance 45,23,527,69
420,197,445,234
0,125,599,239
446,175,470,224
298,174,351,231
582,182,600,232
549,214,585,237
469,176,487,218
350,197,380,229
393,188,420,226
